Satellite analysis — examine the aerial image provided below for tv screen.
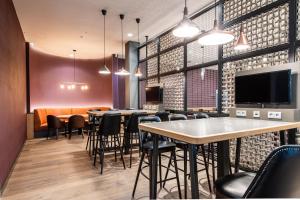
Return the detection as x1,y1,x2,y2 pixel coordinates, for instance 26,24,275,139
235,70,291,104
146,86,162,103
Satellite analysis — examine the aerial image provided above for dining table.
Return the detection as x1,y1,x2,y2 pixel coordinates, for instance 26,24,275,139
138,117,300,199
56,114,89,121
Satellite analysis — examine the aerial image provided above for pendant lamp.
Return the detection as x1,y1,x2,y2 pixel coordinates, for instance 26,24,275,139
135,18,143,77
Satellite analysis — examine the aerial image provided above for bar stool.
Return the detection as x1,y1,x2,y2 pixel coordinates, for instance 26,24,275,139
86,109,101,154
124,112,148,168
167,113,212,198
132,116,182,199
93,113,126,174
155,111,170,122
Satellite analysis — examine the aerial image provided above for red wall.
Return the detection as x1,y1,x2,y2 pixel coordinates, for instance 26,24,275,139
0,0,26,189
29,49,113,110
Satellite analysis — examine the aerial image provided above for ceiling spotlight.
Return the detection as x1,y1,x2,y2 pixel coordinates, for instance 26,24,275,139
127,33,133,37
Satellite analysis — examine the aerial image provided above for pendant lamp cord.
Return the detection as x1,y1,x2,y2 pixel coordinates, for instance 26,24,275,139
214,0,217,20
104,12,106,65
73,50,76,82
121,17,124,61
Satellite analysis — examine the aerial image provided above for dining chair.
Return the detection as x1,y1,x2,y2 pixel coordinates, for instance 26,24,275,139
93,113,126,174
132,116,182,199
68,115,85,139
47,115,66,139
124,112,148,168
86,109,101,154
215,145,300,198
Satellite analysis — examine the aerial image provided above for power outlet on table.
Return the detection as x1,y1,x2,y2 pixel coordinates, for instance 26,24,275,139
236,110,247,117
268,111,282,120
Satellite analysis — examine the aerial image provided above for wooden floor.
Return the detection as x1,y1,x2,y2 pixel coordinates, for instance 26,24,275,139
2,135,214,200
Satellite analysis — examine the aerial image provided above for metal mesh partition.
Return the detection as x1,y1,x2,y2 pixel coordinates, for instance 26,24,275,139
160,32,184,51
147,40,158,56
187,41,218,67
160,46,184,73
224,0,279,22
223,3,289,58
161,73,185,111
139,46,146,60
147,57,158,77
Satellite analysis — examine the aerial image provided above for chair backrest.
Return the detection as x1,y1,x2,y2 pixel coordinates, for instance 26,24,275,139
47,115,63,129
126,112,148,133
138,116,161,146
195,112,210,119
169,113,187,121
243,145,300,198
68,115,85,129
155,111,170,122
99,113,121,136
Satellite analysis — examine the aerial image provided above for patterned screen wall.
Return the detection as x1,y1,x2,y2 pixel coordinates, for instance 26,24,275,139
147,40,158,56
187,67,218,109
187,41,218,67
139,46,146,60
223,3,289,58
161,73,185,111
192,8,216,31
160,46,184,73
160,31,184,51
224,0,279,22
147,57,158,77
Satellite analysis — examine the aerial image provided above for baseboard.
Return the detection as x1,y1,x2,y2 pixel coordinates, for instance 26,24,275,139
0,140,26,197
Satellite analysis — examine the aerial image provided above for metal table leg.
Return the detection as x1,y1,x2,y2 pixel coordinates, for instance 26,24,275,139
287,128,297,144
188,144,199,199
150,133,159,199
217,140,231,179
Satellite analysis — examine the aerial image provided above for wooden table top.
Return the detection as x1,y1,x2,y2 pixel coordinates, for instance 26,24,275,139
139,117,300,144
87,109,156,117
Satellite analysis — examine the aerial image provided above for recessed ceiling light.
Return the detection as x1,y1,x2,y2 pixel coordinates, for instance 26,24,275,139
30,42,34,47
127,33,133,37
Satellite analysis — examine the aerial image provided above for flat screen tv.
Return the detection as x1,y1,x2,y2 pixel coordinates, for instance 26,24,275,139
146,86,163,103
235,70,291,104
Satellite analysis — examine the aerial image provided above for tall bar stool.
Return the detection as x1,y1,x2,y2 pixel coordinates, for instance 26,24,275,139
86,109,101,154
47,115,66,139
68,115,85,139
167,113,212,198
132,116,182,199
93,113,126,174
124,112,148,168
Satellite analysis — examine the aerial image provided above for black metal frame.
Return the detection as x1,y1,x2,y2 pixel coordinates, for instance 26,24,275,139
137,0,300,112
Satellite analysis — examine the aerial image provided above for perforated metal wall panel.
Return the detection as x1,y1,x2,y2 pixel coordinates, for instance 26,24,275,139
223,4,289,58
160,46,184,73
187,41,218,67
147,57,158,77
160,31,184,51
161,73,185,111
147,40,158,56
139,46,146,60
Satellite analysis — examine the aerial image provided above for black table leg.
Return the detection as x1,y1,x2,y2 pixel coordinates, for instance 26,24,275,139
287,128,297,144
188,144,199,199
150,133,159,199
217,140,231,179
280,130,286,145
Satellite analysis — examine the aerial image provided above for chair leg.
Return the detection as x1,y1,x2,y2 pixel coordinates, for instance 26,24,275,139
47,128,50,139
114,135,117,162
235,138,242,173
159,153,162,188
173,151,182,199
184,148,188,199
132,152,145,198
211,143,216,188
56,129,59,140
130,132,133,168
69,129,72,139
93,135,99,166
86,131,90,150
116,134,126,170
163,152,173,188
100,139,104,174
201,145,212,193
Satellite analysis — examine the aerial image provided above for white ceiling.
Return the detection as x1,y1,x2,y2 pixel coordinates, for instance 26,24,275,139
13,0,213,59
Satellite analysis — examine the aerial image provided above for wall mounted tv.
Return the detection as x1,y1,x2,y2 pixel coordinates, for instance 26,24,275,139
235,70,291,105
145,86,163,103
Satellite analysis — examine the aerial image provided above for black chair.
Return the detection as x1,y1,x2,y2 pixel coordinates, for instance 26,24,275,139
86,109,101,154
155,111,170,122
68,115,85,139
93,113,126,174
124,112,148,168
132,116,182,199
47,115,66,139
216,145,300,198
167,113,212,198
194,112,210,119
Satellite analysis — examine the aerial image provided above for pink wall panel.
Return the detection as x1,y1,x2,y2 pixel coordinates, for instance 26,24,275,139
0,0,26,189
29,49,113,111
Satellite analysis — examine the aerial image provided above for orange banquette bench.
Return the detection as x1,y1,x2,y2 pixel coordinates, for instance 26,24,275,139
34,107,110,132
